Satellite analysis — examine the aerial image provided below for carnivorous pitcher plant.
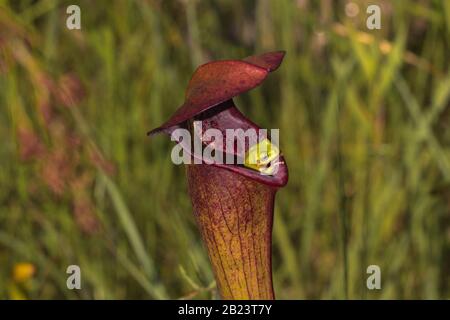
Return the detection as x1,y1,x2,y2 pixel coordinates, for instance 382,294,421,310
148,51,288,299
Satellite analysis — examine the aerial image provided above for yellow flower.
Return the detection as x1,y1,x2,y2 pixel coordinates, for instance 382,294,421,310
13,263,35,283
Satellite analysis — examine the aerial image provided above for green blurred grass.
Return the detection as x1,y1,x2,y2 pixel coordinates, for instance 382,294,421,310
0,0,449,299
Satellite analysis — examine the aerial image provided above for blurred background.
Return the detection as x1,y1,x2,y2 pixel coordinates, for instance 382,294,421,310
0,0,449,299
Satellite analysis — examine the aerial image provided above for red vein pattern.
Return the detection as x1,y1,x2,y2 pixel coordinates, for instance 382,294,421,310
187,164,276,299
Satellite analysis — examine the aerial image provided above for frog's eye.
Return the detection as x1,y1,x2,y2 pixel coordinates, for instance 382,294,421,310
257,162,277,175
244,138,279,174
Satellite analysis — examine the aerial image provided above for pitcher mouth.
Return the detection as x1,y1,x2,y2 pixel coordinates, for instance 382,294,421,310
147,51,288,187
162,100,288,188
